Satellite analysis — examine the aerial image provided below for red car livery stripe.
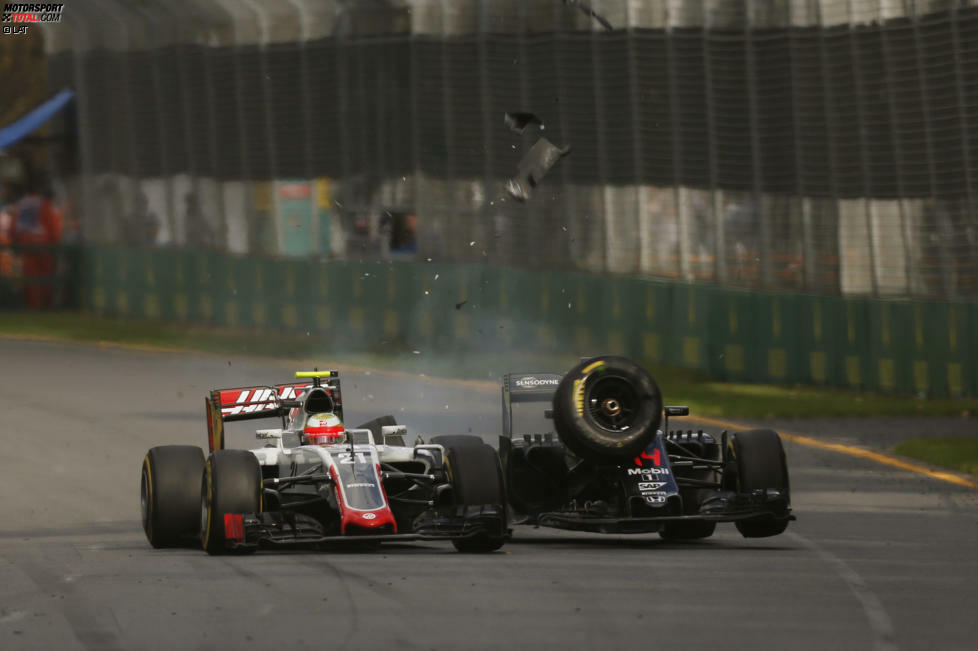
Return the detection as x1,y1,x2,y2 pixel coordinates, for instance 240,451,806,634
329,466,397,535
305,424,344,436
305,424,345,443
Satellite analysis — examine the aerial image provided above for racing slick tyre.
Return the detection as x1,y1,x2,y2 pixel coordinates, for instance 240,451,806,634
552,356,663,463
141,445,205,548
659,520,716,541
201,450,262,555
727,429,791,538
357,415,399,443
432,436,507,553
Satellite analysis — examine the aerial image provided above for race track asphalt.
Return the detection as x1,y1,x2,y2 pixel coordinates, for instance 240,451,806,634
1,338,976,650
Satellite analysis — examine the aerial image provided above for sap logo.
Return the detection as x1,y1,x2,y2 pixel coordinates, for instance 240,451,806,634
627,467,670,476
638,482,667,491
514,376,560,388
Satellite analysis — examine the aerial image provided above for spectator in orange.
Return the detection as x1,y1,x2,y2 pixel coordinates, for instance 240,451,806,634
12,182,63,308
0,180,20,284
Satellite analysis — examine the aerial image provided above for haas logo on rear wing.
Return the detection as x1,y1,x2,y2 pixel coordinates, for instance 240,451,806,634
218,385,309,417
205,382,335,452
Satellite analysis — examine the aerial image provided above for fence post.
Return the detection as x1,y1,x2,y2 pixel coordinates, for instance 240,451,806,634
948,1,978,297
846,0,879,296
133,1,177,246
874,0,914,296
665,3,691,280
788,1,812,292
62,6,97,243
812,1,841,294
551,1,576,271
909,0,948,298
701,5,721,285
745,3,770,289
626,5,648,279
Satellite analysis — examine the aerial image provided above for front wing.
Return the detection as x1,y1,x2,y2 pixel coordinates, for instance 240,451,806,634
533,489,793,534
226,505,509,550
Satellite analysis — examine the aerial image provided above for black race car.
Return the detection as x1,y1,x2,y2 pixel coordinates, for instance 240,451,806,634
499,356,793,540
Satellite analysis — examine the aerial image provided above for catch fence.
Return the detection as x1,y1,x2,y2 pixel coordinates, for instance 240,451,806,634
31,0,978,299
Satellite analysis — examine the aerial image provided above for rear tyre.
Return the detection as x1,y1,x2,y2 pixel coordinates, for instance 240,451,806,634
201,450,262,555
357,415,398,443
551,356,662,463
727,429,791,538
141,445,205,548
432,436,507,553
659,520,716,541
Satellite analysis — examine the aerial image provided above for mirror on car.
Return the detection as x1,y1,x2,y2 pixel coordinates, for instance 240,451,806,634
664,406,690,417
381,425,407,446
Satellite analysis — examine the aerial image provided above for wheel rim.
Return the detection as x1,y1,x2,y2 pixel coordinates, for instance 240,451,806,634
584,375,639,432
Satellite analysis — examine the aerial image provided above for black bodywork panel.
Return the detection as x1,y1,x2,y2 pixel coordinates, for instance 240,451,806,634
500,372,793,534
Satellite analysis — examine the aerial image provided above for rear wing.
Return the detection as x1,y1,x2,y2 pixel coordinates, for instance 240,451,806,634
501,373,561,439
205,374,342,452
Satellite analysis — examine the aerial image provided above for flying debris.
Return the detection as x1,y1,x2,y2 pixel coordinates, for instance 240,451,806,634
562,0,613,30
506,137,571,202
455,300,468,310
504,112,543,134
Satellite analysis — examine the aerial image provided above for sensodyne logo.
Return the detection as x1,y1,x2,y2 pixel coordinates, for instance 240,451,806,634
514,376,560,388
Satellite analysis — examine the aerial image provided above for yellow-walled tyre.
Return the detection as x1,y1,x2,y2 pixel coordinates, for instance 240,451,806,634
141,445,205,548
728,429,791,538
552,356,662,462
201,450,261,555
432,435,507,553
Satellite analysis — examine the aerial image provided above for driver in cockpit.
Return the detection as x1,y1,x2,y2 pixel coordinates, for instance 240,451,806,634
298,387,345,445
303,412,345,445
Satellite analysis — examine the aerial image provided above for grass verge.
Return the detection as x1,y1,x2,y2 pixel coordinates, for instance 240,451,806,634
0,310,974,420
894,437,978,477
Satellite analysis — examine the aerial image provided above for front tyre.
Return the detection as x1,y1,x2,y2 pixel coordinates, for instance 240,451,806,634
432,436,507,553
659,520,716,541
727,429,791,538
201,450,262,555
141,445,205,548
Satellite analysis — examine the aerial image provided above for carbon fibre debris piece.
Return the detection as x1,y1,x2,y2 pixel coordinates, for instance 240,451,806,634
562,0,613,31
504,112,543,134
506,137,571,202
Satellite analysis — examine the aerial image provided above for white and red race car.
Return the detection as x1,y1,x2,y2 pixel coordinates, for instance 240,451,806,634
140,370,508,554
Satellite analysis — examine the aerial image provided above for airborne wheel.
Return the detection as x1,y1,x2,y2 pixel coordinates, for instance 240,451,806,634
551,356,663,462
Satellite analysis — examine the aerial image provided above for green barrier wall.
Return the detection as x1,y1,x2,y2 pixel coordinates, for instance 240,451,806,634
80,247,978,398
0,245,82,310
